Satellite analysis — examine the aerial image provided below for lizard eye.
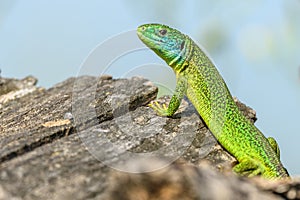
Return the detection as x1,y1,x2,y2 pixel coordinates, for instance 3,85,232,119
159,29,167,36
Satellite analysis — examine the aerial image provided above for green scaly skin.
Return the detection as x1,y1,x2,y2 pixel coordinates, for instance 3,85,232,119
137,23,289,179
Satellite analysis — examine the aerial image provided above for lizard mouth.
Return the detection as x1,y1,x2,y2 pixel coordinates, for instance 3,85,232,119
137,24,192,66
137,25,164,48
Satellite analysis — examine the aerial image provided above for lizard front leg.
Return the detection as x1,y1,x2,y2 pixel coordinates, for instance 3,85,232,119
149,75,187,117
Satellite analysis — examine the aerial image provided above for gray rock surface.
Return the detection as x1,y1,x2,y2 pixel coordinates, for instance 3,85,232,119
0,75,298,200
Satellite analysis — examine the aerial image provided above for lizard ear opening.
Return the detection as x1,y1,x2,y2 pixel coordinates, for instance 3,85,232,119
180,41,185,50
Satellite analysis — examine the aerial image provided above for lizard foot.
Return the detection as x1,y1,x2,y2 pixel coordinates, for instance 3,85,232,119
148,101,172,117
233,157,265,177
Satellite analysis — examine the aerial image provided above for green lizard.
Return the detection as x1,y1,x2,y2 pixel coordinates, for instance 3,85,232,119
137,23,289,179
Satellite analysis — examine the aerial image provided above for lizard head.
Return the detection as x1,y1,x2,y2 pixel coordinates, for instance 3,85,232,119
137,23,190,68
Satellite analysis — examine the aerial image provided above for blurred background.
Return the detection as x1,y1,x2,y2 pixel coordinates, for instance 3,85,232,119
0,1,299,175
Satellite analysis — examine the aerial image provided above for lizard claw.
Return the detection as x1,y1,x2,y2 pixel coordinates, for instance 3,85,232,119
148,101,170,116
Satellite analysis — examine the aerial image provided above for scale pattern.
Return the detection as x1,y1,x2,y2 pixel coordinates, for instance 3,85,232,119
137,23,288,179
